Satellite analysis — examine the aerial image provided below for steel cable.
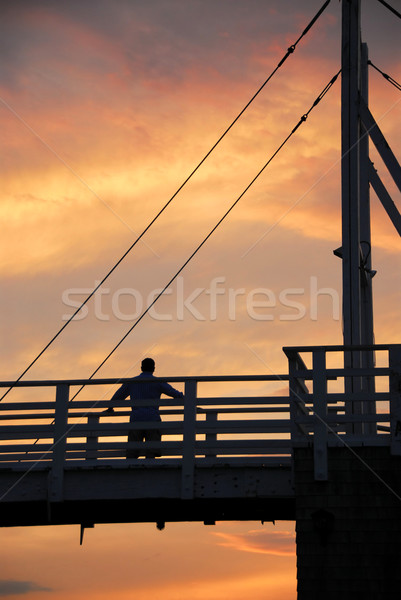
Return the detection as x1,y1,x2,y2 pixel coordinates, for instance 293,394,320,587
368,60,401,92
376,0,401,20
68,69,341,401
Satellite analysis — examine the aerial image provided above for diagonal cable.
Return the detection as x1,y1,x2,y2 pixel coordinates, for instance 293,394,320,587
376,0,401,20
368,60,401,92
68,70,341,401
0,0,332,401
241,93,401,259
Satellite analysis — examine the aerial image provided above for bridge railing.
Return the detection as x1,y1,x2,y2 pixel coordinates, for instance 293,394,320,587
1,344,399,496
0,375,294,496
284,344,401,480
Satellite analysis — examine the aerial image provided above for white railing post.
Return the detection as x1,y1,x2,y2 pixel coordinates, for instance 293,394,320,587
49,383,69,503
288,351,310,447
289,355,303,446
86,414,99,460
181,380,197,499
312,350,328,480
205,410,217,458
389,346,401,456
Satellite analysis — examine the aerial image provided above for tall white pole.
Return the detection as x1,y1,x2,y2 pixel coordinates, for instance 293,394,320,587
341,0,375,429
341,0,362,349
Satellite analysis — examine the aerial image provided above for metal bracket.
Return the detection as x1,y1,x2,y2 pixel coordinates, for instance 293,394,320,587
80,523,95,545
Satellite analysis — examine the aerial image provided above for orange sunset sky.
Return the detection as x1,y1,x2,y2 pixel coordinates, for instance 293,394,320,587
1,0,400,598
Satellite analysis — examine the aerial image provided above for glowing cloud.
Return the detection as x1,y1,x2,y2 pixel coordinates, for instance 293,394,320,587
213,529,296,556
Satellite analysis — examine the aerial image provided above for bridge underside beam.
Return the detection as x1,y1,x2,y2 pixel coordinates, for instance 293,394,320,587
0,464,295,528
0,496,296,529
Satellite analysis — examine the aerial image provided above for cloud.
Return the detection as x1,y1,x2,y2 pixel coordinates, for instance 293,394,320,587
1,0,398,292
0,580,52,596
213,529,296,556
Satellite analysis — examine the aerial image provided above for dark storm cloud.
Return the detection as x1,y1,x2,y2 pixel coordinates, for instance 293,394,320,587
0,579,52,595
0,0,340,94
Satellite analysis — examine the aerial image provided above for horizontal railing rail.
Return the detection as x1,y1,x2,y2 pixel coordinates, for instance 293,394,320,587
0,374,290,387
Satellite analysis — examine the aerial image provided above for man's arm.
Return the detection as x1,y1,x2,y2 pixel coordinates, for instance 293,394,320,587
161,382,184,398
104,382,130,413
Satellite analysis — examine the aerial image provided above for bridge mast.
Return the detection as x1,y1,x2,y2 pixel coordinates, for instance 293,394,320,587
340,0,376,427
341,0,374,350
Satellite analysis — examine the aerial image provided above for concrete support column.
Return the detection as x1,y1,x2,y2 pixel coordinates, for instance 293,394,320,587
295,447,401,599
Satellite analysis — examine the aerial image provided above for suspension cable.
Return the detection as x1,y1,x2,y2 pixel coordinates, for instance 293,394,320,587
376,0,401,20
68,69,341,401
26,68,341,453
1,0,332,401
368,60,401,92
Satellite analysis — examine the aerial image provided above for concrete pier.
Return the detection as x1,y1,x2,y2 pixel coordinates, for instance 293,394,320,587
295,446,401,599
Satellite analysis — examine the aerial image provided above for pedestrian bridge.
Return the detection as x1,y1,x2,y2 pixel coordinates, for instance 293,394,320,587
0,344,400,537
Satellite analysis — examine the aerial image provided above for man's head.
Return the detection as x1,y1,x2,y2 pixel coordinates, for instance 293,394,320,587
141,357,155,373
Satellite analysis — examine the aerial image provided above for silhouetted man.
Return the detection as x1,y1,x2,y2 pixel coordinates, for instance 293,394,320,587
105,358,184,458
